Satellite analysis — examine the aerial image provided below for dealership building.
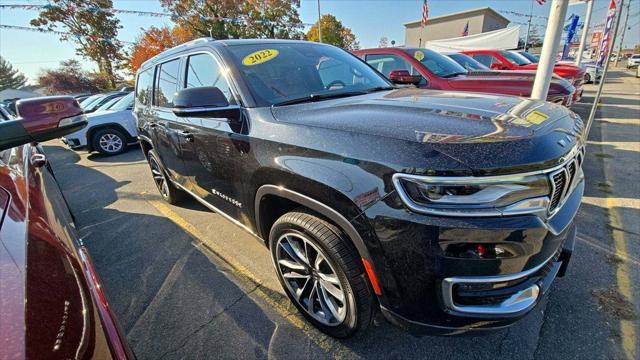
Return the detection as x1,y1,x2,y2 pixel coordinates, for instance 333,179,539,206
404,7,510,47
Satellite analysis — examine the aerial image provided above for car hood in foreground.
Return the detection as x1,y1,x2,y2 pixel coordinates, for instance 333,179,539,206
271,88,584,174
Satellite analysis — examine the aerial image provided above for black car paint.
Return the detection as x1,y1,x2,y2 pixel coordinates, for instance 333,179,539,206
135,39,583,334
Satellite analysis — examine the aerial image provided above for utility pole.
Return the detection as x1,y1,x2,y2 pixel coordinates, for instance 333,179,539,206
317,0,322,43
524,0,535,50
614,0,630,67
531,0,570,100
575,0,594,65
585,0,624,139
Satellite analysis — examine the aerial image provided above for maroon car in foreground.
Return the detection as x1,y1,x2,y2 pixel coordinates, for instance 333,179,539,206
353,47,576,106
0,97,132,359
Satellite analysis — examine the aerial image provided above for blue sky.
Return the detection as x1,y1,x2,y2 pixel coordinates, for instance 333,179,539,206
1,0,638,84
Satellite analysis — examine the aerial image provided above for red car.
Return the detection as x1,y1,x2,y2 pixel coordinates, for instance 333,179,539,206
353,48,575,106
0,97,132,359
462,49,585,102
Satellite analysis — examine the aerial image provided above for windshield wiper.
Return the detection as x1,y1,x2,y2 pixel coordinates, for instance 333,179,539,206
273,90,369,106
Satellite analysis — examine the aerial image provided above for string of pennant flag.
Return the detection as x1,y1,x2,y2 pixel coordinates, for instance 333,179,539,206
0,4,316,26
0,24,135,44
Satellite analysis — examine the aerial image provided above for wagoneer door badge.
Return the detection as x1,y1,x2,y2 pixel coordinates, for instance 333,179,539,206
211,188,242,208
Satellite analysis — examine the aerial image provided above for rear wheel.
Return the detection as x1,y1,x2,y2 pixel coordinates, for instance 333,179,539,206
269,210,374,338
146,150,184,204
92,128,126,155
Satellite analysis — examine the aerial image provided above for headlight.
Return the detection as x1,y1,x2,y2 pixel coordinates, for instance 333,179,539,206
392,173,550,217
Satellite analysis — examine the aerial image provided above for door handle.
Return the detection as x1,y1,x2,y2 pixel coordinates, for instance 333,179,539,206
179,130,194,142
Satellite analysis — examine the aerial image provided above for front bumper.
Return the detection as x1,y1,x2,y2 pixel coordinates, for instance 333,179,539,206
361,178,583,335
381,225,574,335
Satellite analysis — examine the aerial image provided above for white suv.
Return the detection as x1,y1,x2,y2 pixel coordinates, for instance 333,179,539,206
627,54,640,69
62,92,138,155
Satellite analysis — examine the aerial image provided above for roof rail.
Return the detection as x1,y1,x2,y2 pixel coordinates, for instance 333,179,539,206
139,37,216,70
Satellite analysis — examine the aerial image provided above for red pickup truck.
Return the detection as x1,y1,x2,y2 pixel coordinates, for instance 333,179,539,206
462,49,585,102
353,47,575,106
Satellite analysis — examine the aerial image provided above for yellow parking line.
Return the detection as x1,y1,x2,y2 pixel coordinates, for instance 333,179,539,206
607,197,637,360
146,197,358,359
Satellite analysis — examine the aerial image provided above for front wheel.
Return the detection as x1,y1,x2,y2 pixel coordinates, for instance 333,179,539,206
584,73,591,84
269,210,374,338
92,128,127,155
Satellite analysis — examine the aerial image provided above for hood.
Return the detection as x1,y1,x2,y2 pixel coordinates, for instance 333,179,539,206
447,73,573,96
519,63,585,78
271,88,584,174
85,109,131,122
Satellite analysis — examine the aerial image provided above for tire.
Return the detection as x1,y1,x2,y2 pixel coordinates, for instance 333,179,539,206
269,210,374,338
584,73,591,84
146,150,185,204
92,128,127,155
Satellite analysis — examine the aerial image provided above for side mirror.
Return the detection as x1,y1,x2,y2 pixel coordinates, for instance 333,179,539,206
490,62,506,70
0,96,87,152
388,70,421,85
172,87,240,121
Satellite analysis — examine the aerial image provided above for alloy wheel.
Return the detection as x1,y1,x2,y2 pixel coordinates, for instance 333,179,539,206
148,155,169,199
98,133,123,153
275,232,347,326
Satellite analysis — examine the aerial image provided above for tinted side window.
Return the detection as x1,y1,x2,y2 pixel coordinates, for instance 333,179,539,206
155,59,181,107
135,68,153,106
471,54,497,67
185,54,233,103
365,54,413,77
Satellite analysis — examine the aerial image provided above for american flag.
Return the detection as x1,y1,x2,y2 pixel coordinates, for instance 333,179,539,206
421,0,429,28
462,21,469,36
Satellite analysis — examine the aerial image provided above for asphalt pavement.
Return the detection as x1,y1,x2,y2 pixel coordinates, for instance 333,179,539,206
44,69,639,360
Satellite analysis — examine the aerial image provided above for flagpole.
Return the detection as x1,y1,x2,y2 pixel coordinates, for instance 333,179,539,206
585,0,624,140
524,0,535,50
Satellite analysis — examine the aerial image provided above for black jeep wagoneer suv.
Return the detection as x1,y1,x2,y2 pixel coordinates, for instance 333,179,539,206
135,38,584,338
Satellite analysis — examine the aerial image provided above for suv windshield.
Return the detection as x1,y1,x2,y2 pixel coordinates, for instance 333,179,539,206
226,42,392,107
446,53,489,71
406,48,468,77
501,51,531,66
518,51,540,63
109,93,134,111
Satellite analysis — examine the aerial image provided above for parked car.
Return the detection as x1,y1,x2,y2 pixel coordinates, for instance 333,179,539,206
627,54,640,68
63,92,137,155
136,38,583,338
82,91,130,114
521,52,602,84
463,49,585,102
0,96,132,359
353,47,575,105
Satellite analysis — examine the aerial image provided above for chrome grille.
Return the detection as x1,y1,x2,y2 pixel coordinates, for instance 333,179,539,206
548,147,584,214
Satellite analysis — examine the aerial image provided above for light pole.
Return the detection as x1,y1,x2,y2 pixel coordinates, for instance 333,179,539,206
524,0,535,51
614,0,630,67
317,0,322,43
575,0,594,65
531,0,570,100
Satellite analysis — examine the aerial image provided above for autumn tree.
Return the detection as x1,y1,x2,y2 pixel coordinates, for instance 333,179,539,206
30,0,124,88
306,15,359,51
0,57,28,90
38,60,100,95
128,26,196,73
160,0,304,40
